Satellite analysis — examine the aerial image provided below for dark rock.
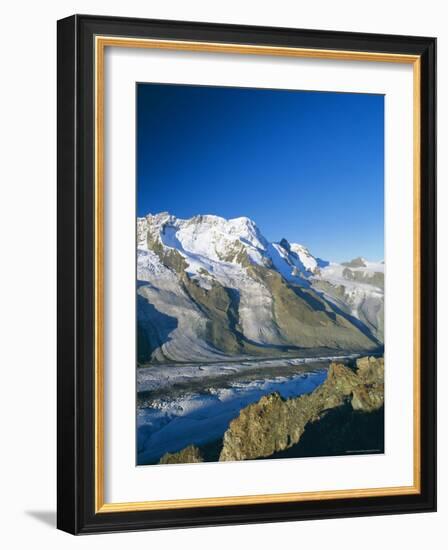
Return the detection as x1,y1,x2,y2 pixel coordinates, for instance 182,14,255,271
279,238,291,251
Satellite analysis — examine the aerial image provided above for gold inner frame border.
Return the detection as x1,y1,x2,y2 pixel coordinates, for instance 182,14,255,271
94,36,421,513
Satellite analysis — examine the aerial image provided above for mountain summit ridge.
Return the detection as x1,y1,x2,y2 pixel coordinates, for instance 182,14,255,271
138,212,329,279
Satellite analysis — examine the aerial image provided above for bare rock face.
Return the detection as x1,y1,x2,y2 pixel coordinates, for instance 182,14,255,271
351,356,384,412
356,355,385,382
159,445,204,465
219,356,384,462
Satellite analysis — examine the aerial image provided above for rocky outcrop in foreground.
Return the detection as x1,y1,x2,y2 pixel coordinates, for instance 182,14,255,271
219,356,384,462
159,445,204,464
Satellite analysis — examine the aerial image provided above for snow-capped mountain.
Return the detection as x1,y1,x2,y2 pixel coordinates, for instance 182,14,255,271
137,212,384,363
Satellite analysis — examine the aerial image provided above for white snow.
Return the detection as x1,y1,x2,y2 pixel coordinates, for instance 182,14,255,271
138,214,289,349
268,243,308,284
136,354,359,393
310,260,384,336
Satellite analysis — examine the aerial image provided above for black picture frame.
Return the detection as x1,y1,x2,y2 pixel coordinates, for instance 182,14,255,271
57,14,436,534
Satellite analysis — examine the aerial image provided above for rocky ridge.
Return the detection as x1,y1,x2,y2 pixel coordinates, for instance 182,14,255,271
158,356,384,464
219,355,384,461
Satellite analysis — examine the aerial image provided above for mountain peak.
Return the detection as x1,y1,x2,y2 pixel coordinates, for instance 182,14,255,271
341,257,367,268
279,238,290,251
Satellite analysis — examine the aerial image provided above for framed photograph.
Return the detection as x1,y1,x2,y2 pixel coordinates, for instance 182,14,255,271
57,15,436,534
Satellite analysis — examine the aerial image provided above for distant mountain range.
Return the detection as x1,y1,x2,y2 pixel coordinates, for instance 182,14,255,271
137,212,384,364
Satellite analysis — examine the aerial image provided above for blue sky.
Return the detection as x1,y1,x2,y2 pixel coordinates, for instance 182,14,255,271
137,83,384,262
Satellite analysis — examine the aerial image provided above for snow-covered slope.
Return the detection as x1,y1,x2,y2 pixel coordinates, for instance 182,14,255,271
311,258,384,341
137,212,384,363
